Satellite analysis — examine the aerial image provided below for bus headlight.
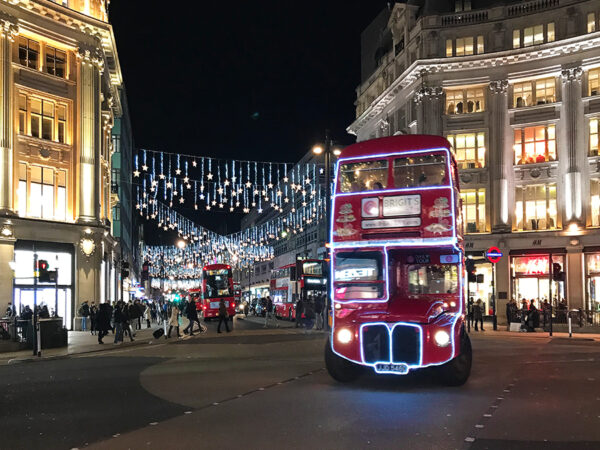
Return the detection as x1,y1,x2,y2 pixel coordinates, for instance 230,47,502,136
336,328,353,344
434,330,451,347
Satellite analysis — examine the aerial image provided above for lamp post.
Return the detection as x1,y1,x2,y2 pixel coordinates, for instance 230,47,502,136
313,130,342,331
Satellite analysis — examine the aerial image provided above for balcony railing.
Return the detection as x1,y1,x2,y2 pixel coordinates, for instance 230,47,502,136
507,0,559,17
441,10,488,26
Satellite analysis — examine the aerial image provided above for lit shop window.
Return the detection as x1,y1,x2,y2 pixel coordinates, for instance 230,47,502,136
588,12,597,33
515,184,557,231
590,69,600,96
446,132,486,169
514,125,556,164
513,78,555,107
18,163,67,221
445,87,485,114
591,179,600,227
445,36,484,57
513,23,554,48
460,189,486,233
591,118,599,156
18,37,39,69
18,93,69,144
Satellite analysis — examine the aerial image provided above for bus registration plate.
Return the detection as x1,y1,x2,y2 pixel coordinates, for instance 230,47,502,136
374,363,409,374
383,195,420,217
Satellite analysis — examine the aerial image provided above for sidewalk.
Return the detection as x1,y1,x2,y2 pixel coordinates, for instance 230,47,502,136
468,328,600,341
0,321,166,365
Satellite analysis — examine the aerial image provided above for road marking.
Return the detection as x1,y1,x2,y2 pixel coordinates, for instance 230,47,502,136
149,422,158,426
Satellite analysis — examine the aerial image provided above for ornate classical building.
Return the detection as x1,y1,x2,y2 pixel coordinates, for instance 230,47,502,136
350,0,600,322
0,0,125,329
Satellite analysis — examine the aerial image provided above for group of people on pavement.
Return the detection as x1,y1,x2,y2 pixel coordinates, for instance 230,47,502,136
467,298,486,331
506,298,543,332
294,294,325,332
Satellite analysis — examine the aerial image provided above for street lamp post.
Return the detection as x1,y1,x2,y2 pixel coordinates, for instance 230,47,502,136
313,130,341,331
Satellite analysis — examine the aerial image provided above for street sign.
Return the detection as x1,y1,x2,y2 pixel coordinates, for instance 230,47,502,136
486,246,503,264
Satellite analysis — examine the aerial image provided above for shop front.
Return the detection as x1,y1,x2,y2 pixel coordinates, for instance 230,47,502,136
466,254,495,316
585,251,600,312
510,251,565,308
12,240,74,330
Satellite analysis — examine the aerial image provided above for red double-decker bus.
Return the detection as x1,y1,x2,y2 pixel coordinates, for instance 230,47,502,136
199,263,236,320
325,135,471,385
270,260,327,320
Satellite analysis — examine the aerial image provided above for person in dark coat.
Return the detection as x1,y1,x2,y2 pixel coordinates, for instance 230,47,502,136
96,303,112,344
295,298,304,328
113,301,124,344
526,302,540,332
89,302,98,335
122,303,135,341
184,297,204,336
217,298,230,333
473,299,484,331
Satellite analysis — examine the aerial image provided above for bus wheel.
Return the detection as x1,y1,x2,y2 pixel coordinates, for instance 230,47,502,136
325,339,361,383
437,331,472,386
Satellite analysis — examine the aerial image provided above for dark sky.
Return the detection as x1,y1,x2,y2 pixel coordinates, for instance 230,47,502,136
108,1,388,238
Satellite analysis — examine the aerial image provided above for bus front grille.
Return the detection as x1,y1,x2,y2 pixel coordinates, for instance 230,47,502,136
391,325,420,365
361,325,390,363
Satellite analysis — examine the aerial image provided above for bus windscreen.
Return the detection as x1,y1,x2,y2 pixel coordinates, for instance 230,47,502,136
393,155,447,188
339,160,388,192
204,269,232,298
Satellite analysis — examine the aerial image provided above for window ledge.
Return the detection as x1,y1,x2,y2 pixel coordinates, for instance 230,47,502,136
17,134,71,151
508,102,561,113
583,94,600,102
13,63,76,86
514,160,559,169
446,111,486,118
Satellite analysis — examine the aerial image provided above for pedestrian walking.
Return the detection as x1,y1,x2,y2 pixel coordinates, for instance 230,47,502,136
473,299,484,331
467,297,474,331
145,303,152,328
303,300,316,332
122,303,135,342
79,301,90,331
217,298,231,333
89,302,98,335
295,298,304,328
113,301,124,344
184,297,205,336
263,296,278,328
167,304,182,338
314,295,324,330
96,303,111,344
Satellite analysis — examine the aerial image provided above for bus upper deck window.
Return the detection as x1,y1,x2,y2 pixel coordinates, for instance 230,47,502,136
339,160,388,193
393,155,446,188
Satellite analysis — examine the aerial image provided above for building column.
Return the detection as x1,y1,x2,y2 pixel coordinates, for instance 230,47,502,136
76,46,103,223
560,67,584,226
0,238,15,309
489,80,510,233
0,19,17,215
415,86,443,135
566,246,584,309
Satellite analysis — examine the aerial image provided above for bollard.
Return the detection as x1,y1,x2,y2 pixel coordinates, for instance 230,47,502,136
568,315,572,338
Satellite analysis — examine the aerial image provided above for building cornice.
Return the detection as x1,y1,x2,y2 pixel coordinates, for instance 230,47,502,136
348,32,600,136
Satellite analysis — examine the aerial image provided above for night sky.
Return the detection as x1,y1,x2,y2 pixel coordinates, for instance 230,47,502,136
108,1,388,238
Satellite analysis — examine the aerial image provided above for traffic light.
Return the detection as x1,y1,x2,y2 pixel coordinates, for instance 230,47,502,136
552,262,564,281
466,258,476,283
121,262,130,279
37,260,57,283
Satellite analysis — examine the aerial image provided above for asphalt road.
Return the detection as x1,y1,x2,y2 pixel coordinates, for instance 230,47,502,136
1,316,599,450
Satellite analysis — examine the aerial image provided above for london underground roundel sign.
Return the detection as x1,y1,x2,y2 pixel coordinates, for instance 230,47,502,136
486,246,503,264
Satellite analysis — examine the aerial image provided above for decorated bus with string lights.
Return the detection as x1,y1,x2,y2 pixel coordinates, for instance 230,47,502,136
325,135,472,385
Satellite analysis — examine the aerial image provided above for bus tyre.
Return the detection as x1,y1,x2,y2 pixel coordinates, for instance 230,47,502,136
325,339,361,383
437,331,472,386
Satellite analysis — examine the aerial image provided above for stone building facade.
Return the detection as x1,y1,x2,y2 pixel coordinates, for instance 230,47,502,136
350,0,600,322
0,0,125,329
